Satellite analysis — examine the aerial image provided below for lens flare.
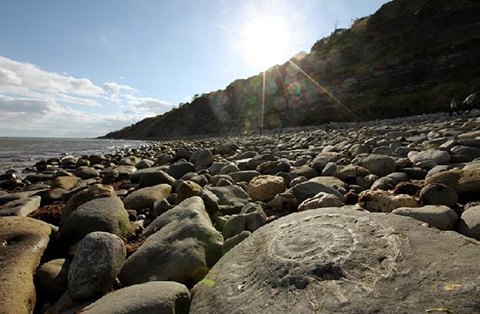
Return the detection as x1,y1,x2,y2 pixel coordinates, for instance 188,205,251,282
243,16,290,69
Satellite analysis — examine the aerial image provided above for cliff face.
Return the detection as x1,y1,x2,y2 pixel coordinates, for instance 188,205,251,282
103,0,480,139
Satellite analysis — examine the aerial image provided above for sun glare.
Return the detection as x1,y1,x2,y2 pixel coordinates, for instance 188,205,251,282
243,16,290,70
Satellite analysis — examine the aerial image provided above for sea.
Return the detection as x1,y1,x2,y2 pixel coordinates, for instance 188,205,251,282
0,137,146,175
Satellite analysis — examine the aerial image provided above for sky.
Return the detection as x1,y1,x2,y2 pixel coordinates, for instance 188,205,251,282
0,0,391,138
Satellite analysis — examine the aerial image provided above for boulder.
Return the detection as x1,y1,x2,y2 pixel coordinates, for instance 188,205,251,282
222,231,251,255
135,158,155,169
102,165,137,184
119,156,141,166
129,166,167,183
298,192,343,211
228,170,260,183
409,149,450,165
334,164,371,181
358,190,418,212
392,205,458,230
75,166,101,179
419,184,458,207
425,169,480,195
268,192,299,212
62,184,116,223
190,208,480,313
166,162,196,179
176,180,202,204
68,232,126,300
190,149,214,168
138,170,175,188
61,197,130,244
207,186,251,215
36,258,71,302
458,205,480,240
361,154,396,177
79,281,190,314
246,175,286,202
288,179,345,203
0,195,41,216
0,216,51,314
51,176,80,191
119,197,223,286
289,165,318,179
123,184,171,211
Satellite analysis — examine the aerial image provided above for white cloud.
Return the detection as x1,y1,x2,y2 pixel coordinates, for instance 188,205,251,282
103,82,136,98
0,56,174,137
0,94,55,114
127,95,174,115
0,56,104,106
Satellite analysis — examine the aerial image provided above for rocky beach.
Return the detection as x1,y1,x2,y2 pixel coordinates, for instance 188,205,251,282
1,110,480,313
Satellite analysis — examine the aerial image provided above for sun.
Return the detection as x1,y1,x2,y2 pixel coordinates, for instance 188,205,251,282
243,16,290,70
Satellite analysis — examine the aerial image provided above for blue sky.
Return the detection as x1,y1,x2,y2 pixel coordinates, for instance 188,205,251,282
0,0,390,137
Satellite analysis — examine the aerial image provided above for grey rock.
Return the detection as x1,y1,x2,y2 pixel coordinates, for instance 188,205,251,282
135,158,155,169
419,183,458,207
321,162,337,176
153,199,172,218
409,149,450,165
75,166,100,179
129,166,166,183
123,184,171,211
361,154,396,177
80,281,190,314
62,184,116,223
68,232,126,300
0,195,41,216
392,205,458,230
223,214,246,239
450,145,480,161
167,162,196,179
370,177,396,191
289,165,317,179
61,197,130,244
222,231,251,256
219,163,241,175
36,259,71,302
298,192,343,211
119,156,141,166
458,205,480,240
228,170,260,183
190,149,214,168
207,185,251,215
288,179,345,203
120,197,223,286
190,208,480,314
138,170,175,188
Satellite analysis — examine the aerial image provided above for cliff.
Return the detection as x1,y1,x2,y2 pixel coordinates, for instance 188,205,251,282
103,0,480,139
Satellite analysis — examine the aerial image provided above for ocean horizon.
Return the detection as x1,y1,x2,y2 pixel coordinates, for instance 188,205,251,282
0,137,146,174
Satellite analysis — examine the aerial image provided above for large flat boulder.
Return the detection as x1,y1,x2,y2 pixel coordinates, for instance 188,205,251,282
0,196,41,216
190,208,480,313
0,216,51,314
